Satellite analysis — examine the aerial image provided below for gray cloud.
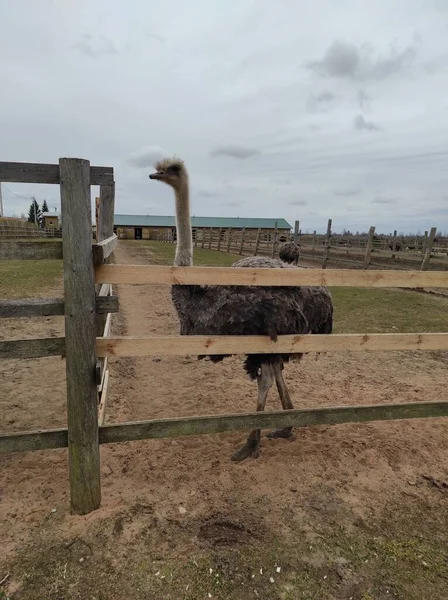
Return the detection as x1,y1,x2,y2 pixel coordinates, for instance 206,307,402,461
307,40,417,81
222,200,246,207
73,34,119,58
288,200,308,206
126,146,166,168
333,188,362,197
306,91,336,112
210,144,260,159
372,196,399,204
354,114,381,131
357,89,371,110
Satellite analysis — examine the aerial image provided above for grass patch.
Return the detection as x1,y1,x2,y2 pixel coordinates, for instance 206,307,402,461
0,260,62,298
135,241,448,334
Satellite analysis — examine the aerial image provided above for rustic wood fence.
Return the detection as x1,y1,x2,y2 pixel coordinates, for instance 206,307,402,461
1,159,448,516
158,220,447,271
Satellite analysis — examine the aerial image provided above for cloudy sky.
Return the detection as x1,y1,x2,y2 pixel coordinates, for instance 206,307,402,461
1,0,447,233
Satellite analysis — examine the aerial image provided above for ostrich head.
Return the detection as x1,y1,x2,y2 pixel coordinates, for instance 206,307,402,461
149,157,188,191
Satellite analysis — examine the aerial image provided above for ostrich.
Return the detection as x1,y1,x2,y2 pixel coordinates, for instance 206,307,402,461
149,158,333,462
279,241,300,265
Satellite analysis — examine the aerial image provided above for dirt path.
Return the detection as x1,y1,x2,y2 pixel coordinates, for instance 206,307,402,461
2,241,448,599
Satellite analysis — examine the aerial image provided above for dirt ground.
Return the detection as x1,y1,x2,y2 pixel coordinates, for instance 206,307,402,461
1,242,448,599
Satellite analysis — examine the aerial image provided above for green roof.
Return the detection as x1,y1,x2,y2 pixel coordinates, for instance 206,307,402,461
114,215,291,229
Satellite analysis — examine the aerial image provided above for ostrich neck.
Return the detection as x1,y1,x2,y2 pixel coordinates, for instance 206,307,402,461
174,181,193,267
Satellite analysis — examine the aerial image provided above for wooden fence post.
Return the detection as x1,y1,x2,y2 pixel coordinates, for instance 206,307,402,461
391,229,397,256
321,219,332,269
271,222,278,258
363,226,376,269
421,227,437,271
239,227,246,255
217,228,222,252
422,230,428,254
226,228,232,253
95,197,100,242
312,230,317,250
254,228,261,256
96,183,115,339
60,157,101,515
294,220,300,243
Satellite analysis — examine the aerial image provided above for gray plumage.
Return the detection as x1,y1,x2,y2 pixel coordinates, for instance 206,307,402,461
279,241,300,265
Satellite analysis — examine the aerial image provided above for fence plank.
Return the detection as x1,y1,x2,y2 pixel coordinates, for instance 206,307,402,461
3,400,448,454
363,226,376,269
0,296,119,319
0,161,113,185
96,332,448,357
60,157,101,515
92,233,118,266
0,337,65,359
0,240,63,260
421,227,437,271
98,370,110,426
95,264,448,288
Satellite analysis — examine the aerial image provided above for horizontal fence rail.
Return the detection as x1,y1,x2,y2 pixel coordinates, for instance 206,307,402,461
0,296,118,318
92,233,118,266
96,333,448,357
0,161,113,185
95,265,448,288
0,240,63,260
0,337,65,359
2,400,448,454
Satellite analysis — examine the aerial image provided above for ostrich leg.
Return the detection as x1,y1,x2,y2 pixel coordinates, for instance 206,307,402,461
267,361,294,439
231,363,274,462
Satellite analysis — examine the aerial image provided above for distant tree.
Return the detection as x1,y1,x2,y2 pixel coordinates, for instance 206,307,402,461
42,199,49,213
27,197,42,227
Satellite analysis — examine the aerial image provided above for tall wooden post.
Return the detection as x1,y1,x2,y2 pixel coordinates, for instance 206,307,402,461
294,220,300,243
95,197,100,242
312,230,317,250
422,230,428,254
217,228,222,252
363,226,376,269
271,222,278,258
239,227,246,255
321,219,332,269
421,227,437,271
60,158,101,515
226,228,232,253
254,228,261,256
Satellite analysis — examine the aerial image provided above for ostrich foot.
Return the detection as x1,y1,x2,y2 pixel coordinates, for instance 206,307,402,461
231,440,260,462
267,426,293,439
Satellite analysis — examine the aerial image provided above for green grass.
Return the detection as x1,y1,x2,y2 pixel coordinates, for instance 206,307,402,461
0,260,62,298
133,241,448,334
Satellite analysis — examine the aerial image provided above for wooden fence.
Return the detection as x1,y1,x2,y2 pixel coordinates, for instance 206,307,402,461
158,221,447,271
1,159,448,516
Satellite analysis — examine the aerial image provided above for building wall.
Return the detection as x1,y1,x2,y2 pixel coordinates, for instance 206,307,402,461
43,216,59,229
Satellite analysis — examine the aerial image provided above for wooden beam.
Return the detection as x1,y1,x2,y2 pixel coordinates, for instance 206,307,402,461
0,240,62,260
363,226,376,269
294,220,300,244
322,219,332,269
98,370,110,426
92,233,118,266
0,161,113,185
3,400,448,454
60,157,101,515
97,183,115,242
421,227,437,271
95,264,448,288
0,295,118,318
96,332,448,358
0,337,65,359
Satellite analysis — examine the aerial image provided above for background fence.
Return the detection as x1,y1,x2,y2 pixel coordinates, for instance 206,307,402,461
1,158,448,517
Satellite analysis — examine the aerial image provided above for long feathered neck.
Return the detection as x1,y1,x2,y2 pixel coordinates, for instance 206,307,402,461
174,179,193,267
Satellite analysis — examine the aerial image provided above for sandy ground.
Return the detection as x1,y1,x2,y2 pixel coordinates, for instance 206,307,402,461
1,241,448,599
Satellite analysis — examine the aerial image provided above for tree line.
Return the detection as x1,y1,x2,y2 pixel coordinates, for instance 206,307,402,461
27,197,49,227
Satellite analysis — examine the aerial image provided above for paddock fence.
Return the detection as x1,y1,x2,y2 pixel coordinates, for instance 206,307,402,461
1,158,448,517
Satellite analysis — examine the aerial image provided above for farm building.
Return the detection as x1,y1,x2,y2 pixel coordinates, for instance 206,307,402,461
42,212,60,229
114,214,292,241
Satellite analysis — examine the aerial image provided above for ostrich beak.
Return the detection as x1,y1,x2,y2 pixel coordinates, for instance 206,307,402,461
149,171,163,180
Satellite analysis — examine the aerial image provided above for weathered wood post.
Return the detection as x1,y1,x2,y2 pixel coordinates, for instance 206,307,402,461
96,183,115,336
294,220,300,243
95,197,100,242
321,219,332,269
239,227,246,255
422,230,428,254
254,228,261,256
226,227,232,253
421,227,437,271
391,229,397,256
217,227,222,252
60,157,101,515
363,226,376,269
271,222,278,258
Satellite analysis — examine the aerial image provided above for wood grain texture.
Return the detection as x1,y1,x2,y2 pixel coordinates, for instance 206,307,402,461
92,234,118,265
0,296,118,318
0,161,113,185
3,401,448,454
363,226,376,269
322,218,332,269
0,337,65,359
0,240,63,260
96,332,448,357
97,370,110,426
421,227,437,271
95,264,448,288
60,157,101,515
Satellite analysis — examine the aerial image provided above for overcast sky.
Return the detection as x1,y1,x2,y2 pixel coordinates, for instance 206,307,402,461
1,0,447,233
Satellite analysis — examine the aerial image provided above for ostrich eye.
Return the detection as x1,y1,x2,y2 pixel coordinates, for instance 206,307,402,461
169,164,181,174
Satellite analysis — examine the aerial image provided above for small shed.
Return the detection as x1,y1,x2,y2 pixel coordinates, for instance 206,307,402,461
42,212,60,229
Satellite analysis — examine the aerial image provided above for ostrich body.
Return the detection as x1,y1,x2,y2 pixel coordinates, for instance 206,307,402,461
279,241,300,265
149,158,333,462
